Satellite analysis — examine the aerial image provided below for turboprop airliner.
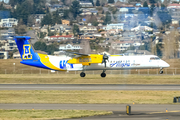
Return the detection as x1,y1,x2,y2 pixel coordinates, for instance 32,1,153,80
14,36,170,77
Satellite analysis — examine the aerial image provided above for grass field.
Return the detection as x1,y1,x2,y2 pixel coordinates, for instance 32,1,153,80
1,74,180,84
0,109,112,120
0,90,179,104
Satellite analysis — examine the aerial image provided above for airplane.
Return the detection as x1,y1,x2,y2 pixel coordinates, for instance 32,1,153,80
14,36,170,77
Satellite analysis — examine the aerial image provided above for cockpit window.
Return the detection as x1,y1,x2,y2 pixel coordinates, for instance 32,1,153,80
150,57,160,60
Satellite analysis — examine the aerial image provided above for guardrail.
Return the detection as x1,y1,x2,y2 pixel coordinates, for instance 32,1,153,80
0,68,180,75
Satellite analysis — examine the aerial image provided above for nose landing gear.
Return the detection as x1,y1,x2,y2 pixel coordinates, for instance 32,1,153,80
159,69,163,74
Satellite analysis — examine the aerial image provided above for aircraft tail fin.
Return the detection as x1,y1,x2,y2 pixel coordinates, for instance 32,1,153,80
14,36,39,61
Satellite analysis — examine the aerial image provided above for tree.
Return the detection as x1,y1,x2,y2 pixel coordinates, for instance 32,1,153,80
50,0,59,4
38,32,46,38
27,15,35,27
143,1,148,7
52,10,62,25
149,0,156,4
33,41,42,50
96,0,100,6
10,0,45,25
163,31,179,59
157,11,172,26
150,4,155,16
92,21,99,26
61,0,65,5
103,11,111,25
46,44,59,55
70,0,81,19
15,24,27,35
73,24,79,36
108,0,114,3
41,13,52,26
40,42,47,51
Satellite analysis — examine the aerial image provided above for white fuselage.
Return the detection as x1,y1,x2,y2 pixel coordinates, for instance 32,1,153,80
47,55,170,71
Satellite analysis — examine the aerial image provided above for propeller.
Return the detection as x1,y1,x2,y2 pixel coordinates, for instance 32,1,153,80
102,53,109,68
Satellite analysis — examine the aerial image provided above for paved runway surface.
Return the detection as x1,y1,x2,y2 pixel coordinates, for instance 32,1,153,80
1,104,180,111
1,84,180,90
1,104,180,120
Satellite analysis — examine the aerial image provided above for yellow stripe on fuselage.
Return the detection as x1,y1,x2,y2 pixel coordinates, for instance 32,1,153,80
38,53,65,71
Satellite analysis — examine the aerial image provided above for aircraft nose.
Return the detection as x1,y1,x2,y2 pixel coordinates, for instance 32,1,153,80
162,61,170,68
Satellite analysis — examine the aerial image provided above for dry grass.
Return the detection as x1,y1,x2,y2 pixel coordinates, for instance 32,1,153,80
0,109,112,120
0,90,179,104
0,74,180,84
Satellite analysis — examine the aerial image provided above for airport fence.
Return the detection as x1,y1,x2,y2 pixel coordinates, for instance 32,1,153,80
0,68,180,75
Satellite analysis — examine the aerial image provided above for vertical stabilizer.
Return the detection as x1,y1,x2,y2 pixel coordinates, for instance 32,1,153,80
14,36,39,61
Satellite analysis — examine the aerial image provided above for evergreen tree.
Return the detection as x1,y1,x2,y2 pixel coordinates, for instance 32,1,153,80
70,0,81,19
96,0,100,6
46,44,59,55
104,11,111,25
150,4,155,16
73,24,79,36
149,0,156,4
157,11,172,25
143,1,148,7
41,13,52,26
89,0,94,6
33,41,42,50
52,10,62,25
108,0,114,3
40,42,47,51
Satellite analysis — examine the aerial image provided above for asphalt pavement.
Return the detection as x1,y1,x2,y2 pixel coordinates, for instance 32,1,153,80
1,104,180,120
0,84,180,90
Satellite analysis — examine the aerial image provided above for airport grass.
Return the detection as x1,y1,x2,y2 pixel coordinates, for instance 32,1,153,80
0,90,180,104
0,109,112,120
1,74,180,84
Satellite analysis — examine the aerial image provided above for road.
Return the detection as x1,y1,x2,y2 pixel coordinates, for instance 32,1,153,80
1,84,180,90
1,104,180,120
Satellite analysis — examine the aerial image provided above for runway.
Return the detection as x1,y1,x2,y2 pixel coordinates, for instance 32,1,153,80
1,104,180,111
1,84,180,119
1,104,180,120
0,84,180,90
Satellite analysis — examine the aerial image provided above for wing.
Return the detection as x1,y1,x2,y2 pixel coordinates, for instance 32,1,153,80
66,52,89,58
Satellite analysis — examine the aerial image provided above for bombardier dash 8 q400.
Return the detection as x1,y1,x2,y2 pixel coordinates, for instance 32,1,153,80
14,36,170,77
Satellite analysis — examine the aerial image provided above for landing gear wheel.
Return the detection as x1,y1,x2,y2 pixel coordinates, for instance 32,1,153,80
80,72,86,77
101,72,106,77
159,70,163,74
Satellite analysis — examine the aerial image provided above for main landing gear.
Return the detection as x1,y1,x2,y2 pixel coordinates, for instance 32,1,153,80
101,70,106,77
159,69,163,74
80,54,109,78
80,72,86,77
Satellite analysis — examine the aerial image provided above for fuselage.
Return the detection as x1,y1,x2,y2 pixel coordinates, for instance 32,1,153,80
23,54,169,71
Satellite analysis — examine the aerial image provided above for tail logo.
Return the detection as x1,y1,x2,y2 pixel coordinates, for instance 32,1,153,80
22,45,32,59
